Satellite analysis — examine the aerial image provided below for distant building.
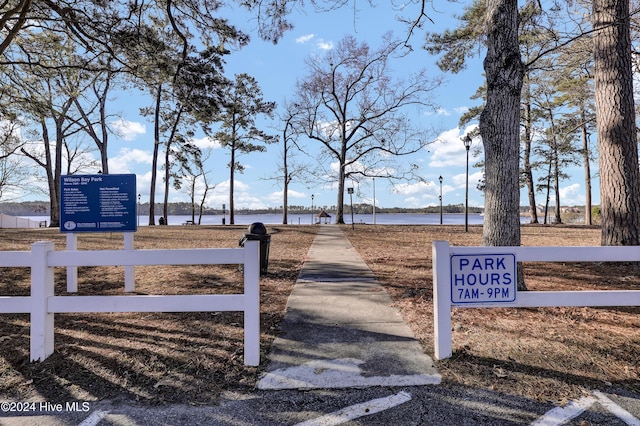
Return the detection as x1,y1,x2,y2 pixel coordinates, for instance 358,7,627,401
316,210,331,224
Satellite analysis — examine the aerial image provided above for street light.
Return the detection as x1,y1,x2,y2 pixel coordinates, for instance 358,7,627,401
438,176,443,225
347,187,354,230
137,194,141,227
462,134,472,232
372,178,376,225
311,194,314,224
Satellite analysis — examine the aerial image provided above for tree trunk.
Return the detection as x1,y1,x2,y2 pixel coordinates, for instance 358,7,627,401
229,141,236,225
282,157,289,225
41,121,59,227
581,115,592,225
480,0,525,290
162,107,183,226
544,158,552,225
554,152,562,224
593,0,640,245
522,80,538,224
479,0,524,248
163,144,170,225
335,153,347,224
99,75,110,174
149,84,162,226
549,113,562,225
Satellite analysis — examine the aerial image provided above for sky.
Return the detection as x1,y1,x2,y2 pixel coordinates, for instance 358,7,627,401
19,2,598,212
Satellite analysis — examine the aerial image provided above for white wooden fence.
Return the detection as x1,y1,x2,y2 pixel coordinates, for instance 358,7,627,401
0,240,261,366
0,213,44,228
433,240,640,360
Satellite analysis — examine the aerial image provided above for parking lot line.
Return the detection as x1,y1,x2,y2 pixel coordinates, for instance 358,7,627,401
295,391,412,426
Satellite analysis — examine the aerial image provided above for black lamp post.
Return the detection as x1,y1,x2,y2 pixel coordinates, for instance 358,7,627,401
348,187,354,229
372,177,376,225
311,194,314,224
438,176,443,225
462,134,472,232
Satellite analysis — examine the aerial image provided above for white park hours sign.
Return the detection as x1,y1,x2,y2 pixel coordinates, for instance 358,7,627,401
450,253,517,304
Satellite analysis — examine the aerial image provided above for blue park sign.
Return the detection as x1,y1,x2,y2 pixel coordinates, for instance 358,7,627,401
60,174,137,233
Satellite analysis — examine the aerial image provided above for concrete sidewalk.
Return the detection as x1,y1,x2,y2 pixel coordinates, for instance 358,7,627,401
257,224,441,390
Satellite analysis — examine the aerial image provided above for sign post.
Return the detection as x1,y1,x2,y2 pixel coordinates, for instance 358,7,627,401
433,241,518,360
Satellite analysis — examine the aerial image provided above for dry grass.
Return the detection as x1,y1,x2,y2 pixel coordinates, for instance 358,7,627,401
1,223,639,407
0,225,317,405
343,224,640,405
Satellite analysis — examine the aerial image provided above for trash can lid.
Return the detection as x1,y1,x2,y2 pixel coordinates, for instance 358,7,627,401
248,222,267,235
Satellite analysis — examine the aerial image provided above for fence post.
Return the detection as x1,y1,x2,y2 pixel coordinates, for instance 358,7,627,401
243,240,260,366
31,241,55,362
124,232,135,292
66,233,78,292
433,240,453,360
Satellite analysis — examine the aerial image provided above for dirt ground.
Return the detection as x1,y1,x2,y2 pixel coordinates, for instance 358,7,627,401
0,225,317,405
0,223,638,406
344,224,640,405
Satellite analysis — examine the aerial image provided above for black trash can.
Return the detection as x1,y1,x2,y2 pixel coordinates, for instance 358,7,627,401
239,222,271,275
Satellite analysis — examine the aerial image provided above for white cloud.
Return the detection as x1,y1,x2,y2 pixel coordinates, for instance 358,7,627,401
424,108,452,117
266,189,307,203
110,148,153,174
392,176,469,208
317,39,334,50
559,183,585,206
203,179,266,210
329,160,388,175
296,34,314,43
451,170,483,188
403,196,423,208
394,181,432,196
192,136,222,149
112,118,146,141
314,120,339,139
429,125,480,168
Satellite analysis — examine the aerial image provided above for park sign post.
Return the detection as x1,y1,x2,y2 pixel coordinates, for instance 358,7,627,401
450,253,517,304
60,174,137,233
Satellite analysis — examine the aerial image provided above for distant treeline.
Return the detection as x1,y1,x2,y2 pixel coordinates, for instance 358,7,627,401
3,201,592,217
0,201,485,216
0,201,50,216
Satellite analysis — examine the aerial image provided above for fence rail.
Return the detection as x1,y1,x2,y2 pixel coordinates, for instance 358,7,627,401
0,240,261,366
432,240,640,360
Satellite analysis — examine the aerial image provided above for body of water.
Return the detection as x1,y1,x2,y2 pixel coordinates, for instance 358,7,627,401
24,213,532,227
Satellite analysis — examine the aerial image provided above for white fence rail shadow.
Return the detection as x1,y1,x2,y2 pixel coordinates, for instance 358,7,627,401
0,240,261,366
432,240,640,360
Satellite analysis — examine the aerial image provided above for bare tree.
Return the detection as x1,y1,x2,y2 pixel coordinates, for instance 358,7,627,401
179,145,216,225
292,34,439,224
272,102,310,224
6,31,98,226
0,119,29,201
73,68,118,174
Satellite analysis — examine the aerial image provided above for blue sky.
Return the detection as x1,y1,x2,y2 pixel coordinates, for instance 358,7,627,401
86,2,597,212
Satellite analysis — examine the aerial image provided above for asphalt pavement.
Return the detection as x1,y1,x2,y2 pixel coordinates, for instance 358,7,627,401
257,224,442,390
